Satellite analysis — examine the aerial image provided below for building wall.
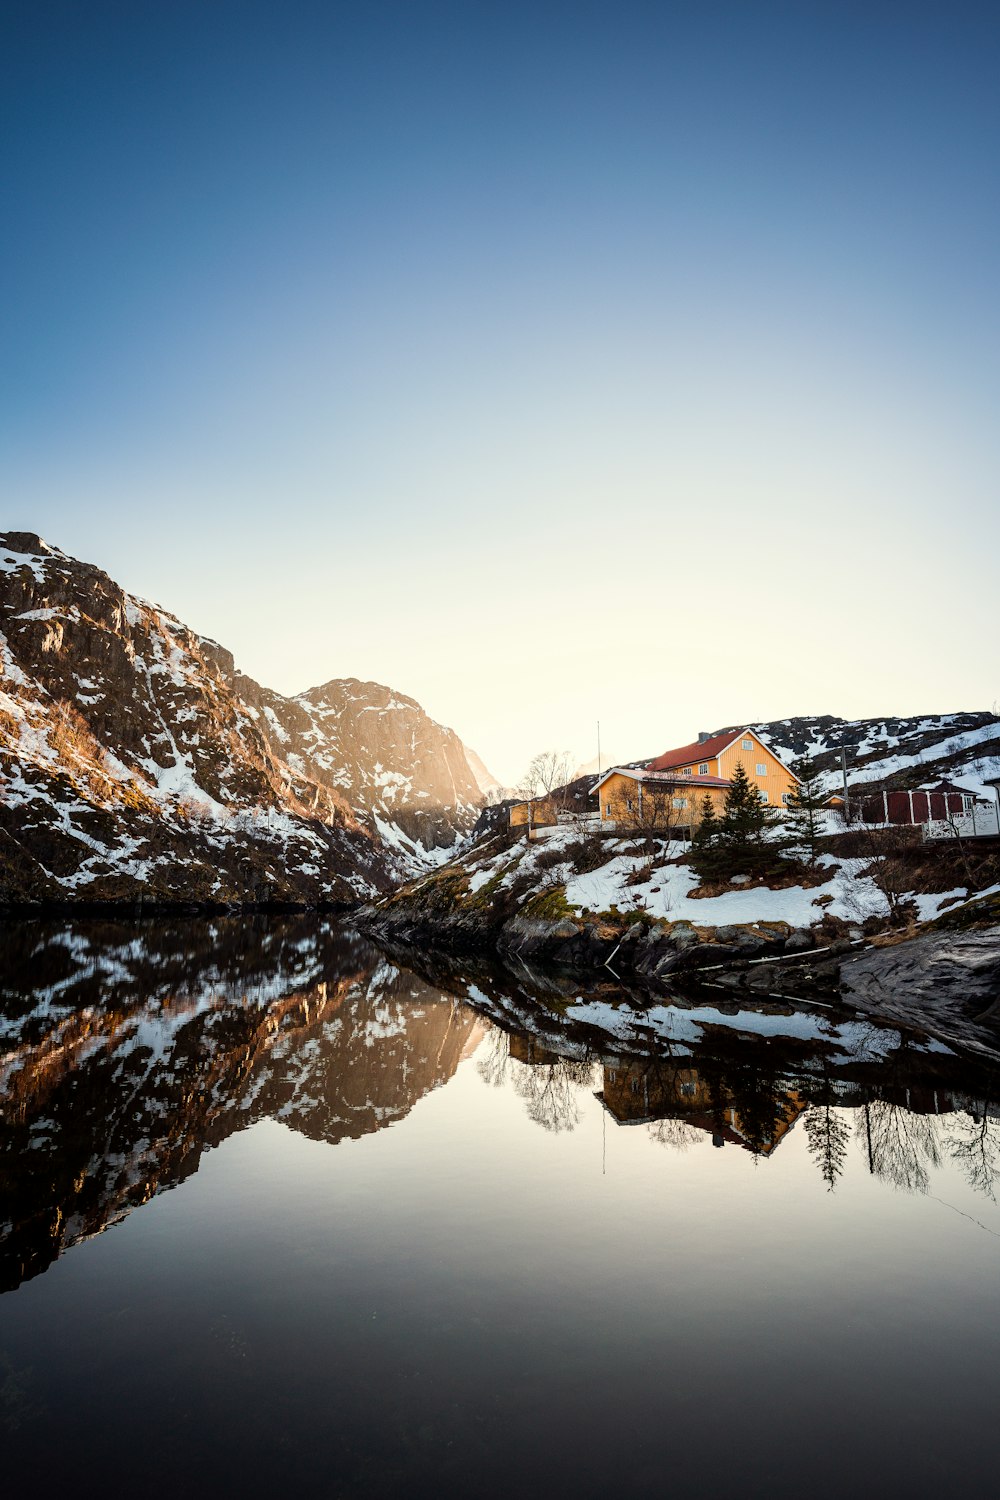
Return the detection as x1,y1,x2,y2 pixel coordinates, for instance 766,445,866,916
598,772,728,827
717,735,798,807
645,733,797,809
860,788,972,825
509,798,558,829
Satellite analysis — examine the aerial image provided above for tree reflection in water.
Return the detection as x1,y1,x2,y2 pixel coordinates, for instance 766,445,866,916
946,1106,1000,1201
805,1102,852,1191
860,1099,943,1193
477,1030,596,1133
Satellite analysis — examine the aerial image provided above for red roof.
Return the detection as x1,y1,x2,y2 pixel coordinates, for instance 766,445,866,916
648,730,744,772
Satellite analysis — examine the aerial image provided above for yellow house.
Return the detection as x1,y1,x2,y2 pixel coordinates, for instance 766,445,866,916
509,796,558,831
592,767,729,830
592,727,799,829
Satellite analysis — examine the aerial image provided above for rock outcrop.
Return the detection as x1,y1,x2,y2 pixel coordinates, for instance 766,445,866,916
839,925,1000,1054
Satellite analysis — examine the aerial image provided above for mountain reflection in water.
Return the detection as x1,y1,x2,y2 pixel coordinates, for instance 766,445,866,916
2,916,998,1295
2,917,1000,1499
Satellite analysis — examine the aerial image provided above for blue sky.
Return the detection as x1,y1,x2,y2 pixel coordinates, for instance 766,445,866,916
3,1,998,782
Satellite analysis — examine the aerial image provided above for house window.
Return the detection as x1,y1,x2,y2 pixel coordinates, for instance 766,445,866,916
758,790,769,803
625,797,634,811
698,762,709,775
742,739,752,750
672,797,688,809
756,763,767,776
781,792,792,805
604,804,613,818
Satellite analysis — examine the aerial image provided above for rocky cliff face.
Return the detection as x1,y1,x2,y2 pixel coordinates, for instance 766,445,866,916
239,674,484,860
0,533,484,904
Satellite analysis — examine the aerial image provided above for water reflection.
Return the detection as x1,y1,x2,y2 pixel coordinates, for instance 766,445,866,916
1,915,999,1296
0,918,481,1291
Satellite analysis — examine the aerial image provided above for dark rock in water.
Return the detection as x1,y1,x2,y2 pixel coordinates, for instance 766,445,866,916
840,925,1000,1053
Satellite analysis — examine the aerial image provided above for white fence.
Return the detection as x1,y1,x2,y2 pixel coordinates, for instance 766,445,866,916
922,807,1000,842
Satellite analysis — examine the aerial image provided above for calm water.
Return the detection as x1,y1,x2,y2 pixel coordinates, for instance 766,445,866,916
1,917,999,1499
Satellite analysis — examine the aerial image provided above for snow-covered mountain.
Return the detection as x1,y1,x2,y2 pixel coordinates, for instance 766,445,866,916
236,674,484,862
736,712,1000,803
463,744,503,798
0,533,485,903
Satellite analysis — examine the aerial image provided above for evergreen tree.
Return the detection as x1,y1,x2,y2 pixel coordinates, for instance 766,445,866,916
785,756,827,866
721,761,789,877
690,795,723,881
723,761,770,844
690,764,793,883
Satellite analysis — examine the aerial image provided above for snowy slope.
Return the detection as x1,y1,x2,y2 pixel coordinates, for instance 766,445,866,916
729,712,1000,804
240,675,485,869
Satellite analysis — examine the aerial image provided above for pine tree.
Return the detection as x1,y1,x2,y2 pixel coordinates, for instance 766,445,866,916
723,761,769,843
721,761,787,876
785,756,827,866
689,795,723,881
691,761,792,882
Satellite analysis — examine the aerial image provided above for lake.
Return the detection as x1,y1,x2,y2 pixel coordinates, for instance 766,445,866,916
1,916,998,1498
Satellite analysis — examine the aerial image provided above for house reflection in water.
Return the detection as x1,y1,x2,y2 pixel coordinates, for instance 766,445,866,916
596,1060,807,1157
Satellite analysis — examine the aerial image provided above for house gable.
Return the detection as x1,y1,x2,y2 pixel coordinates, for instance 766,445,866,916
718,732,799,805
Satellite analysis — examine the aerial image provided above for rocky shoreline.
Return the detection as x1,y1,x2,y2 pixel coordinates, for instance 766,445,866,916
360,892,1000,1059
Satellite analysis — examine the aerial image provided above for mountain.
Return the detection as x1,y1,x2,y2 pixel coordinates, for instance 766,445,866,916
236,674,483,859
463,744,503,798
0,532,484,904
735,712,1000,803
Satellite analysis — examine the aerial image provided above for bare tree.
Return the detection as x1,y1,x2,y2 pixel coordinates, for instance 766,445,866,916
513,1057,596,1134
605,775,685,850
518,750,573,805
858,1098,942,1192
648,1117,704,1151
854,824,914,927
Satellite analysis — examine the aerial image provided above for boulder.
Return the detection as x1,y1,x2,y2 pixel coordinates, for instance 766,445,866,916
668,922,700,950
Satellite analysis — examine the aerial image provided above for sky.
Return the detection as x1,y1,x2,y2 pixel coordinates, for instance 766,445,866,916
3,0,999,786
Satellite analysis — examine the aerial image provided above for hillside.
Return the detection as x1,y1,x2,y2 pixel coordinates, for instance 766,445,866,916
364,816,1000,984
237,674,483,859
0,533,484,904
733,712,1000,804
